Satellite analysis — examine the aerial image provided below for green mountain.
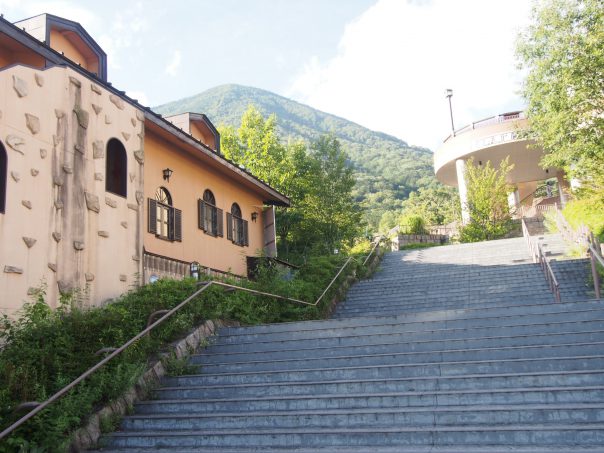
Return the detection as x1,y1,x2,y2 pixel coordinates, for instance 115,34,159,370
154,84,436,227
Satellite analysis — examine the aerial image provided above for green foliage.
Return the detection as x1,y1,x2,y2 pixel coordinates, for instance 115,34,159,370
401,185,459,226
459,158,515,243
517,0,604,193
153,84,436,230
399,242,443,250
163,354,200,377
0,252,373,451
219,107,362,259
563,197,604,242
399,215,427,235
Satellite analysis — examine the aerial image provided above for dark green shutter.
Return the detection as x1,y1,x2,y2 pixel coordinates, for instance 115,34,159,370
148,199,157,234
243,219,249,246
198,199,205,231
173,208,182,242
217,208,224,237
226,212,233,241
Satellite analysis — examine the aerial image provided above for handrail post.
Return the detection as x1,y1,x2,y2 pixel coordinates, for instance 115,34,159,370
590,249,601,299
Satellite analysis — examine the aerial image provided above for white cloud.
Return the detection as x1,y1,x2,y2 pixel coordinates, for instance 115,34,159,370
165,50,182,77
126,90,150,107
287,0,532,150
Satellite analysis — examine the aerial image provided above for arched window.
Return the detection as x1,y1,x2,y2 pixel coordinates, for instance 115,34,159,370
148,186,181,241
106,138,127,197
198,189,223,237
0,142,6,214
227,202,248,246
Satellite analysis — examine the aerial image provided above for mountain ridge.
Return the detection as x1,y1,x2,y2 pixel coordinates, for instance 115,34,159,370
154,84,437,226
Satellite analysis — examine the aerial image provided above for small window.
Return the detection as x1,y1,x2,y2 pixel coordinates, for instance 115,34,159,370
106,138,127,197
148,187,181,241
198,189,223,237
0,142,6,214
227,203,248,247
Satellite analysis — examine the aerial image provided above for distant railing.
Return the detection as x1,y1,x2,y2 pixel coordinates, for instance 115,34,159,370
0,237,383,440
444,111,526,142
521,217,561,303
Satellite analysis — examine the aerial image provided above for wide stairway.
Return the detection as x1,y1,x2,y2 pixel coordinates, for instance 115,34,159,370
99,237,604,451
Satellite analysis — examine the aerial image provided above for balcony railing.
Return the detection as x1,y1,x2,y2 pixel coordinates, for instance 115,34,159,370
444,111,526,143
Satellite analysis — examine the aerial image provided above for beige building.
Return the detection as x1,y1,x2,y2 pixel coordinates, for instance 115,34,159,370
434,111,566,223
0,14,289,317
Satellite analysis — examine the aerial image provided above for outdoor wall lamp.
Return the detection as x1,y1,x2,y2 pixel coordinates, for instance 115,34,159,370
162,168,173,182
251,212,258,222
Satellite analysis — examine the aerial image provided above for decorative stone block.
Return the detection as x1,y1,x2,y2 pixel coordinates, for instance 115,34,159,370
12,75,28,97
54,200,64,210
85,273,95,282
122,132,131,141
74,144,85,154
120,221,128,229
133,150,144,164
74,108,89,129
130,118,137,127
22,237,36,248
119,274,127,282
136,110,145,121
53,176,64,187
4,265,23,274
91,83,102,94
34,73,44,87
55,109,65,119
63,165,73,174
40,148,47,159
53,135,61,146
27,286,36,294
94,173,103,181
93,140,104,158
25,113,40,134
52,232,61,242
58,280,72,295
127,203,139,211
11,171,20,182
98,231,109,238
73,241,85,251
91,104,102,115
105,115,112,124
129,173,136,182
6,135,25,154
109,94,125,110
136,191,143,205
69,76,82,87
105,197,117,208
85,192,100,213
30,168,39,177
48,263,57,272
132,255,140,262
22,200,32,209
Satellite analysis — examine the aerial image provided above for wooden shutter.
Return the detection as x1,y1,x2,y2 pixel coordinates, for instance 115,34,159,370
173,208,182,242
226,212,233,241
243,219,249,246
217,208,224,237
198,199,205,231
148,199,157,234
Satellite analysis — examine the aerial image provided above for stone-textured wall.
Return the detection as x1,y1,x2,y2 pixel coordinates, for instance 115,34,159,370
0,65,144,316
391,234,449,250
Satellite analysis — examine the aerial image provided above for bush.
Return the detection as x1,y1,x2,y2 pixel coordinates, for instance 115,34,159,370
563,197,604,242
400,215,427,235
0,253,371,452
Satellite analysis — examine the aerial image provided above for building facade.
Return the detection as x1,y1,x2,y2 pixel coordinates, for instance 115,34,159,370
0,14,289,317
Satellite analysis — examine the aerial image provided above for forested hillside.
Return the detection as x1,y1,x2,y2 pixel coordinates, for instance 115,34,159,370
154,84,437,227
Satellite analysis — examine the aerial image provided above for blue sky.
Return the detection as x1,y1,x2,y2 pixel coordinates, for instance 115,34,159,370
1,0,532,150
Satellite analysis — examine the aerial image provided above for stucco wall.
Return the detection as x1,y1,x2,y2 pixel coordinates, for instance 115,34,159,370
144,131,264,277
0,64,144,317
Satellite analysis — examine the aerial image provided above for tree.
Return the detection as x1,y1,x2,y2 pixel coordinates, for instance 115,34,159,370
459,158,515,243
517,0,604,189
400,185,459,226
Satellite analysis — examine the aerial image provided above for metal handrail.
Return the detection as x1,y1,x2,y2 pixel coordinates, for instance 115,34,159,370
521,217,561,303
0,238,383,440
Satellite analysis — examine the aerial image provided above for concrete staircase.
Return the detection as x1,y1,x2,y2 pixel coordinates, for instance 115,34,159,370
98,237,604,451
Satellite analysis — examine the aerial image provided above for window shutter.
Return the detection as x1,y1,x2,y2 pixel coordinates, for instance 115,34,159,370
173,208,182,242
198,199,205,231
243,219,249,246
217,208,224,237
148,199,157,234
226,212,233,241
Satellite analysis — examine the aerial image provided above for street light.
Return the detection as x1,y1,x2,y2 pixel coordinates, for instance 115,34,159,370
445,89,455,136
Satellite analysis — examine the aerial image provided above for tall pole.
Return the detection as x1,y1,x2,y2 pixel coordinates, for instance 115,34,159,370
446,88,455,136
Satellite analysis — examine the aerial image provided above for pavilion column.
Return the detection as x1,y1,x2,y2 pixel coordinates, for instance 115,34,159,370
456,159,470,224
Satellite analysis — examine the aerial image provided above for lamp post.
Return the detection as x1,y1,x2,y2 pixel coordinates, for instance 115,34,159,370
445,89,455,136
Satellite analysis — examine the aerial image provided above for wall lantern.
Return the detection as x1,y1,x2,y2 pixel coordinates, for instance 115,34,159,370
162,168,173,182
251,212,258,222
